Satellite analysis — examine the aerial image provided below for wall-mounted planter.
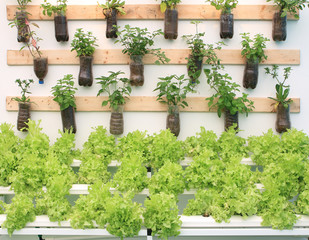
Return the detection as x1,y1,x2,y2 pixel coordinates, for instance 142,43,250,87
33,57,48,84
164,8,178,40
17,102,30,131
243,60,259,89
130,55,144,86
272,11,287,41
79,55,93,87
224,110,238,131
187,54,203,83
54,14,69,42
110,105,124,135
220,13,234,39
60,106,77,133
276,103,291,133
16,11,29,43
166,105,180,137
105,9,118,38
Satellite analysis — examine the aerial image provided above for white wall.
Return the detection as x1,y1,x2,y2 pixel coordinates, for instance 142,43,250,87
1,0,309,239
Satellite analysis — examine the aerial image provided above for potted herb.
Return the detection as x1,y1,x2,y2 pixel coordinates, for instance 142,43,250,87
41,0,69,42
115,25,170,86
154,74,195,137
182,21,207,83
205,68,254,131
12,79,34,132
98,0,126,38
266,0,309,41
265,65,293,133
241,33,269,89
71,28,98,87
51,74,78,133
206,0,238,39
156,0,182,39
96,71,132,135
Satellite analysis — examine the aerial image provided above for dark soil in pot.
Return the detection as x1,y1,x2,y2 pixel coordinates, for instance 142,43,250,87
272,11,287,41
188,54,203,83
110,105,124,135
60,106,77,133
220,13,234,39
166,105,180,137
16,11,29,43
224,110,238,131
130,55,144,86
54,15,69,42
17,102,31,132
164,8,178,40
276,103,291,133
33,57,48,84
105,9,118,38
79,55,93,87
243,60,259,89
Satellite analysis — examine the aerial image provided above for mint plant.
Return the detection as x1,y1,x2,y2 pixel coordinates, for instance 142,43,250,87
206,0,238,14
41,0,68,16
71,28,98,57
241,33,269,63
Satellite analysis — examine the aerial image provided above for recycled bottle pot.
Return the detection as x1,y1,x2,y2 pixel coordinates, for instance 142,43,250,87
276,103,291,133
54,14,69,42
166,105,180,137
110,105,124,135
79,55,93,87
33,57,48,84
243,60,259,89
60,106,77,133
17,102,31,132
224,110,239,131
105,8,118,38
130,55,144,86
272,11,287,41
220,12,234,39
187,54,203,83
16,11,29,43
164,8,178,40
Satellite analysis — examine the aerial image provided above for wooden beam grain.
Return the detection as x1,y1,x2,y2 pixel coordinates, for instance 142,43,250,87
7,49,300,65
6,5,297,21
6,96,300,113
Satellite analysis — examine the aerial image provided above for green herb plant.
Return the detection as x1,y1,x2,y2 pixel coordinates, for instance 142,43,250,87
156,0,182,12
16,0,32,11
98,0,126,16
266,0,309,18
206,0,238,14
41,0,68,16
71,28,98,57
12,79,34,103
240,33,269,63
265,65,293,109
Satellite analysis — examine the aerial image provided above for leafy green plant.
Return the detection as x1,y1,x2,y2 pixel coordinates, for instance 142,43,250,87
144,193,182,240
16,0,32,11
265,65,293,108
115,25,170,64
71,28,98,57
96,71,132,110
41,0,68,16
266,0,309,18
240,33,269,63
206,0,238,14
156,0,182,12
12,79,34,103
51,74,77,111
20,24,43,58
98,0,126,16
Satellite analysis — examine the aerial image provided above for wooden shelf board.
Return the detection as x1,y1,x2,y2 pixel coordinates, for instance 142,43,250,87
7,49,300,65
6,5,297,21
6,96,300,113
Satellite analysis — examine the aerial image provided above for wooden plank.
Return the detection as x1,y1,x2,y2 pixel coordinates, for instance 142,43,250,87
6,5,297,21
7,49,300,65
6,96,300,113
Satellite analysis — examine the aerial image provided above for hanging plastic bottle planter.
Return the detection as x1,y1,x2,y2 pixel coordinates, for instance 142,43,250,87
166,105,180,137
33,57,48,84
130,55,144,86
224,109,238,131
276,103,291,133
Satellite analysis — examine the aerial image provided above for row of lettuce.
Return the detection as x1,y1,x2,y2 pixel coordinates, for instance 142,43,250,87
0,120,309,238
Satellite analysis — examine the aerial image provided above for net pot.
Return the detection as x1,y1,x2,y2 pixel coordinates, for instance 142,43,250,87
79,55,94,87
33,57,48,84
110,105,124,135
17,102,31,132
243,60,259,89
188,54,203,83
166,105,180,137
276,103,291,133
16,11,29,43
220,12,234,39
272,11,287,41
54,14,69,42
164,8,178,40
130,55,144,86
224,109,239,131
60,106,77,133
105,8,118,38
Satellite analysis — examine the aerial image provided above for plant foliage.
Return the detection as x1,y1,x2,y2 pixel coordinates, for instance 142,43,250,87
71,28,98,57
41,0,68,16
98,0,126,16
240,33,269,63
12,79,34,103
266,0,309,18
206,0,238,13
